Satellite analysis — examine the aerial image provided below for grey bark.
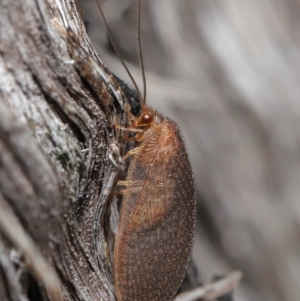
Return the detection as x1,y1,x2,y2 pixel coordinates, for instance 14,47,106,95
0,0,128,300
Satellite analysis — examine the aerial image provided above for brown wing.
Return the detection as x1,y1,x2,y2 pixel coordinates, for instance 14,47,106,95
114,120,196,301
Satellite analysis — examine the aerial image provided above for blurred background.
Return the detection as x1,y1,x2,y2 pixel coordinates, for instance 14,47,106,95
77,1,300,300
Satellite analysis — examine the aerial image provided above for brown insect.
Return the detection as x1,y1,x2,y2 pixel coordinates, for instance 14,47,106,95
114,107,196,301
94,1,196,300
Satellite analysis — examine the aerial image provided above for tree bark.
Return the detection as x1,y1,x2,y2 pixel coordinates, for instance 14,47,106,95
0,0,130,300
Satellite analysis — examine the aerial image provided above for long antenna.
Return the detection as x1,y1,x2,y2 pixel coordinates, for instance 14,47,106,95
137,0,147,104
94,0,145,105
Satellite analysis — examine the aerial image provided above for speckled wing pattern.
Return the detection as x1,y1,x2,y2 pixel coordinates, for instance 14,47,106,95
114,117,196,301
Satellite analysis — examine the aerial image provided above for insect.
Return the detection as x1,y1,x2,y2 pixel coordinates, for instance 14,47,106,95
94,1,196,300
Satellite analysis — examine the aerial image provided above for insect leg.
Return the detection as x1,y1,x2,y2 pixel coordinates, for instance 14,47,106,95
117,180,128,187
113,181,128,196
122,148,139,161
114,123,143,133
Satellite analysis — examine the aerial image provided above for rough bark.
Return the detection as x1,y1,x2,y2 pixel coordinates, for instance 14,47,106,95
0,0,128,300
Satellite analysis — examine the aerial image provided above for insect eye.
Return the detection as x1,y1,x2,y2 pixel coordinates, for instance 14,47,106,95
141,113,153,124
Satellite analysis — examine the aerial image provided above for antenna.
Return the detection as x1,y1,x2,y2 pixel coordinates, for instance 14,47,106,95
94,0,147,106
137,0,147,104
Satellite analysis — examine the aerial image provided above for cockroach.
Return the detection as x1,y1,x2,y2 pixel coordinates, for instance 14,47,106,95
94,1,196,300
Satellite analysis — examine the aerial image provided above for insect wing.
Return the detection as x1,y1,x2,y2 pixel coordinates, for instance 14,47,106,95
114,119,196,301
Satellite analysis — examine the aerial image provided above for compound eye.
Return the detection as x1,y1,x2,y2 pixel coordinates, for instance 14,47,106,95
141,113,153,124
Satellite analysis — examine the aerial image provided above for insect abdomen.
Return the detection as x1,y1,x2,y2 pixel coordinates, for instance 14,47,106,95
114,117,196,301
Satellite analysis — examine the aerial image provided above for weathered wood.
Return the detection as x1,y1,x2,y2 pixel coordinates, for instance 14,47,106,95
0,0,128,300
